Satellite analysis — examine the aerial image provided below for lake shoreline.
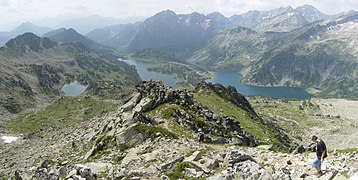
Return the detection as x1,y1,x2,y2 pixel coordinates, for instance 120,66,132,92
124,59,311,99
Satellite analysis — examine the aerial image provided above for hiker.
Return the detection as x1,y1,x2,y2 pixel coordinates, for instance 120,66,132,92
197,128,204,143
310,135,327,176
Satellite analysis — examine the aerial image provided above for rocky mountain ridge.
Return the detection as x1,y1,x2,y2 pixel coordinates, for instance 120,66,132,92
1,81,357,179
86,4,328,54
43,28,113,53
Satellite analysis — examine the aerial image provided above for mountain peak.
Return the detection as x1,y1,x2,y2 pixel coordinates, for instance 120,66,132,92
10,22,52,37
44,28,84,42
147,9,179,23
67,28,77,33
295,4,328,22
207,12,225,17
3,32,57,53
155,9,177,17
44,28,109,51
285,5,294,11
18,22,36,28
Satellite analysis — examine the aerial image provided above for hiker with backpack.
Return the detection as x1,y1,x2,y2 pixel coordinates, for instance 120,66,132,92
309,135,327,176
198,128,204,143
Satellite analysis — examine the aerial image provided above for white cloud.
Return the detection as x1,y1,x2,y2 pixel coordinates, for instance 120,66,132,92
0,0,357,31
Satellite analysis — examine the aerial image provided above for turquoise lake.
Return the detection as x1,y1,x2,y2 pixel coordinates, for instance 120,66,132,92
124,59,311,99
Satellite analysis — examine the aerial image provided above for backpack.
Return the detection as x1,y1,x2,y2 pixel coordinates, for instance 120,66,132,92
198,132,204,141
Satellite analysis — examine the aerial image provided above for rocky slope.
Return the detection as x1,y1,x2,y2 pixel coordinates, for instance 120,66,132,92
1,81,357,179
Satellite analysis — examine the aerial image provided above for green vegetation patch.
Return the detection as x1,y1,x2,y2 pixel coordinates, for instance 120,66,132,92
133,48,178,62
185,149,210,157
8,96,114,133
168,121,193,139
194,91,288,150
335,147,358,154
147,62,211,87
247,97,328,140
133,124,178,139
145,103,178,119
166,162,192,180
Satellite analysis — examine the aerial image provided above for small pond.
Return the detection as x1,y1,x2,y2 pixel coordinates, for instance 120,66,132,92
61,81,88,96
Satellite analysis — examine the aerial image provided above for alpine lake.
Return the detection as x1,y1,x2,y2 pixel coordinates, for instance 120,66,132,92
61,81,88,96
124,59,311,99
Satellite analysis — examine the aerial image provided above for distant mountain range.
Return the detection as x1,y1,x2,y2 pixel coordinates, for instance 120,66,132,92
0,15,135,47
86,4,330,53
35,15,129,34
0,22,52,46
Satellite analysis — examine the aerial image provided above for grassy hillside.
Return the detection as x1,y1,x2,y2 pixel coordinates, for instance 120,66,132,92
194,89,293,151
8,96,114,133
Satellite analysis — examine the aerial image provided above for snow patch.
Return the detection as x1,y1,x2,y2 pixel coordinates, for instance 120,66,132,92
1,136,18,143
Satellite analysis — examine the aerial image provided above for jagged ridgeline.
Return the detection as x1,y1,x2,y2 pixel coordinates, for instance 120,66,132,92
0,32,141,118
1,80,298,178
82,80,295,157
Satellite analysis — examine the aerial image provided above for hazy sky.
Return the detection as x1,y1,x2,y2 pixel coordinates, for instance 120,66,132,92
1,0,357,31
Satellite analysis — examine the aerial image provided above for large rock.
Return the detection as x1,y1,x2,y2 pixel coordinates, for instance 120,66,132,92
293,145,306,154
225,150,256,165
184,151,202,162
84,162,113,175
258,169,274,180
116,124,146,148
121,93,142,112
190,161,211,174
206,159,221,170
160,156,184,170
134,97,155,112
